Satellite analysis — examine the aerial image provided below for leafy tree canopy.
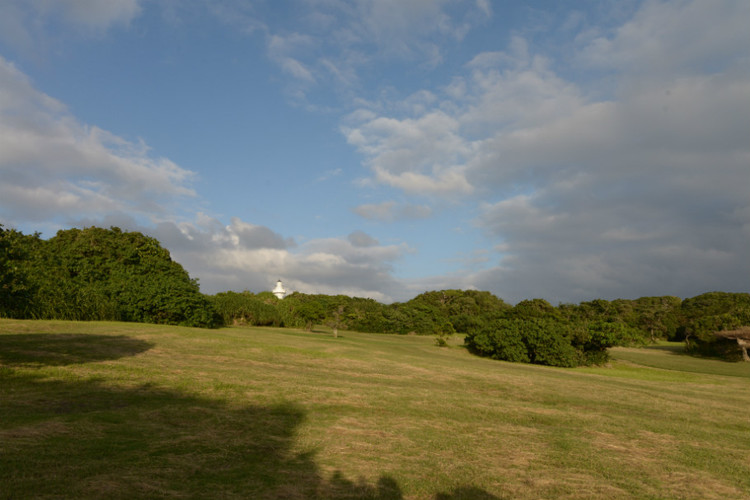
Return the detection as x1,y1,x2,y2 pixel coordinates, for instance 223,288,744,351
1,226,219,327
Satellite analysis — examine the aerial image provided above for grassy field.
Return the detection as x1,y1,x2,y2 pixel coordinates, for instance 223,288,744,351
1,320,749,499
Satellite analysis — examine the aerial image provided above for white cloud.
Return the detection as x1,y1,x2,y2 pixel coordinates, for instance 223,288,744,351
464,65,750,302
228,217,296,250
279,57,316,82
266,32,318,84
143,215,410,301
344,1,749,203
462,47,585,132
0,56,196,225
61,212,411,302
370,166,473,196
354,201,398,221
3,0,747,306
348,230,379,247
342,38,589,197
0,49,416,303
344,110,474,196
578,0,750,75
342,0,750,303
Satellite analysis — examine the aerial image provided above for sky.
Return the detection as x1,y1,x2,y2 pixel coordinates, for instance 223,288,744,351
0,0,748,304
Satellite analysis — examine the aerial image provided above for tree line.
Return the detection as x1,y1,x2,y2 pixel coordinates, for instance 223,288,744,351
2,226,749,365
0,225,219,327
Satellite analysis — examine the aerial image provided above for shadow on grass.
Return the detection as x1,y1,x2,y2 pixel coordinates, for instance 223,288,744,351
0,333,154,366
437,487,503,499
643,343,688,355
644,342,746,363
0,338,500,499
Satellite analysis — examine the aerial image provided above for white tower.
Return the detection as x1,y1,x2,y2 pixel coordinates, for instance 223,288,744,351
272,280,286,299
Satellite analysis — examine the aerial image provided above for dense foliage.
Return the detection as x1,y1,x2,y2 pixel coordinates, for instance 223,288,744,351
208,288,510,336
0,226,32,316
0,226,219,327
2,225,748,365
464,299,621,367
209,291,284,327
678,292,750,360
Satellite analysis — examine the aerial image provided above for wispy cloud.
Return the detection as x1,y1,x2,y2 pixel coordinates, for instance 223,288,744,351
223,0,492,104
0,56,196,224
315,168,343,182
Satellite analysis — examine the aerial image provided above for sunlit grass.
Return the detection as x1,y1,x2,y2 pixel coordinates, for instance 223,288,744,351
1,319,749,499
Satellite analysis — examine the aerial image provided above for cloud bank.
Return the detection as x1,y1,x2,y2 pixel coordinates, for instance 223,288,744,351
1,0,748,305
341,0,750,303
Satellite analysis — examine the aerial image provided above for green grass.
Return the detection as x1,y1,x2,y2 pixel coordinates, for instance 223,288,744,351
1,320,749,499
610,342,750,379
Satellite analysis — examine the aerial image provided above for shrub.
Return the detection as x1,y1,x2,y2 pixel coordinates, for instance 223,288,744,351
465,316,617,368
3,226,220,327
680,292,750,359
209,291,282,327
465,319,530,363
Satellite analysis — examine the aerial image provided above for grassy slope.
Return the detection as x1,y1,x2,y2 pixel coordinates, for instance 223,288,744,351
1,320,749,500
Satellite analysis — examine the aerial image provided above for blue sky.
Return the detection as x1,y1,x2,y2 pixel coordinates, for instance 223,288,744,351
1,0,748,304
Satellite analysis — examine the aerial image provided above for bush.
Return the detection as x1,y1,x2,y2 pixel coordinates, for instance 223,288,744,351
465,319,530,363
209,291,282,327
464,316,619,368
572,321,624,365
680,292,750,359
3,226,220,327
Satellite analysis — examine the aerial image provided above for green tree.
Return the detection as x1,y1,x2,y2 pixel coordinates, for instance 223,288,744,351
680,292,750,359
464,319,530,363
331,304,344,338
465,317,583,367
296,301,326,332
510,298,557,319
4,226,219,327
0,226,38,317
630,296,682,342
209,291,281,327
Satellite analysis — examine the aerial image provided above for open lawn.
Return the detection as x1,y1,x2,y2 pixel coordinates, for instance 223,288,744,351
1,320,749,499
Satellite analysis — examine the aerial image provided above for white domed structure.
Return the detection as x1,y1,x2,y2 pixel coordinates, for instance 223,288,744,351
272,280,286,299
